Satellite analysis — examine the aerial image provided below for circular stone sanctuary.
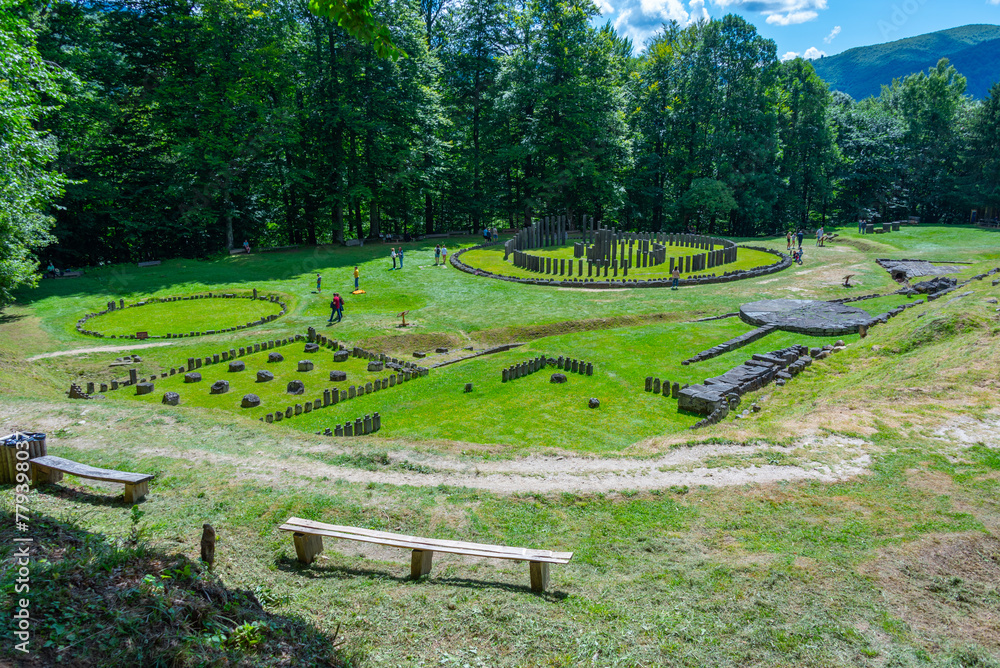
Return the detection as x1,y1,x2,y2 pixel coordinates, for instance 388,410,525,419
455,215,789,288
739,299,872,335
77,292,287,339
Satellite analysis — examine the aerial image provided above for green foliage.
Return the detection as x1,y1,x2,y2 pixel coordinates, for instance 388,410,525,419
0,0,72,309
307,0,404,59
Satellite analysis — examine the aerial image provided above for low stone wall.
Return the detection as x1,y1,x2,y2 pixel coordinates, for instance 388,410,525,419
76,291,288,339
452,242,791,289
501,355,593,382
317,413,382,437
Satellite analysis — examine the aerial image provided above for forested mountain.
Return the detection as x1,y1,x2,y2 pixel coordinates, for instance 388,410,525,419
2,0,1000,291
811,24,1000,100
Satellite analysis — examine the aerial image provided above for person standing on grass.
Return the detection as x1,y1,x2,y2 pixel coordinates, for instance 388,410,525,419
316,273,322,292
353,266,360,290
858,218,864,234
786,231,792,251
328,293,343,323
398,247,404,269
816,227,824,246
671,266,680,290
796,229,804,249
434,244,441,265
243,239,250,254
390,247,397,269
441,245,448,266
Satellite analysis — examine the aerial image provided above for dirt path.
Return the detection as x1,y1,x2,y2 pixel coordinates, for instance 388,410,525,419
27,341,178,361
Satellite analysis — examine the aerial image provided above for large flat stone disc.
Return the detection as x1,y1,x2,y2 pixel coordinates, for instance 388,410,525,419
739,299,871,335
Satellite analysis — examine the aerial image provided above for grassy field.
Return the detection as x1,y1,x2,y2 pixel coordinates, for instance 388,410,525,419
2,225,1000,666
84,294,285,337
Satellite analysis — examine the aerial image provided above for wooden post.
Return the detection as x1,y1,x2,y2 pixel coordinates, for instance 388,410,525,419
411,549,433,579
529,561,549,592
201,524,216,567
30,462,63,485
124,479,149,504
293,532,324,564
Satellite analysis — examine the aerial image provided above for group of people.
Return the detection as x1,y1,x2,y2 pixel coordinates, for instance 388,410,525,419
482,227,499,242
390,247,405,269
433,244,449,265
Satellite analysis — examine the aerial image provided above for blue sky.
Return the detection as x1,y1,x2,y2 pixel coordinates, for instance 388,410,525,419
600,0,1000,58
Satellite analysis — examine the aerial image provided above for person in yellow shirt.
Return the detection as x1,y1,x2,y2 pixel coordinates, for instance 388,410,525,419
353,266,360,290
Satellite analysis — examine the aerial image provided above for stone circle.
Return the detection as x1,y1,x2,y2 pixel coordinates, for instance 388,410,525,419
256,370,274,383
287,380,305,395
210,380,229,394
739,299,871,335
241,393,261,408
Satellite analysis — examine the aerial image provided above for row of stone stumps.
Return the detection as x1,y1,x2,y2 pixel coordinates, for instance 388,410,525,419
70,335,304,399
644,377,681,398
317,413,382,437
502,355,593,382
76,291,287,339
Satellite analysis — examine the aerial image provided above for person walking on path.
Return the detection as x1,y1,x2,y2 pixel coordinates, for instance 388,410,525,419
671,266,681,290
796,229,804,249
441,245,448,266
816,227,824,246
858,218,864,234
434,245,441,265
398,247,404,269
786,231,792,251
316,273,322,292
328,293,343,323
353,266,360,290
390,247,397,269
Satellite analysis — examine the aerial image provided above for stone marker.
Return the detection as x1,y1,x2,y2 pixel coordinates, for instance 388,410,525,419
274,411,282,422
257,370,274,382
241,394,261,408
464,383,473,392
330,370,347,382
135,382,154,395
201,524,215,567
304,343,319,353
652,378,661,394
645,376,653,392
265,413,273,423
162,391,180,405
268,352,284,363
286,380,305,395
294,404,303,415
184,372,202,383
334,424,344,436
209,380,229,394
285,407,293,418
304,402,312,413
344,422,353,437
297,360,314,371
550,373,567,384
348,385,356,399
368,361,384,372
229,360,245,372
355,417,364,434
588,398,600,409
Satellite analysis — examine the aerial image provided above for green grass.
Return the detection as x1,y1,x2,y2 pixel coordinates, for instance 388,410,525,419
5,225,1000,666
83,295,284,337
461,243,779,280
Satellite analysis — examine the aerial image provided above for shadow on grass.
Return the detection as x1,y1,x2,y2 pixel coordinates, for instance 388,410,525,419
275,556,569,600
0,510,349,668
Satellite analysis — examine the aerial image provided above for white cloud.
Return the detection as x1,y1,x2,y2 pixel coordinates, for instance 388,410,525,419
713,0,826,26
780,50,800,61
823,25,841,43
688,0,710,22
596,0,615,13
766,10,818,24
803,46,827,58
639,0,691,22
989,0,1000,5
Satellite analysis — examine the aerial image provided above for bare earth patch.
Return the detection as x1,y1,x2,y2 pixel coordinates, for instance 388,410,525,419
859,532,1000,654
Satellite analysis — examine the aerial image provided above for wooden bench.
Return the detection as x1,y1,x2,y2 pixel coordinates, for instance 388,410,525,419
137,260,161,267
29,455,153,503
279,517,572,591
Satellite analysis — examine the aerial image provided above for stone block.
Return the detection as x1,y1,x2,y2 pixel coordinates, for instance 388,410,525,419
286,380,305,394
268,352,284,363
162,391,180,405
241,394,261,408
210,380,229,394
297,360,314,371
184,372,202,383
229,360,245,372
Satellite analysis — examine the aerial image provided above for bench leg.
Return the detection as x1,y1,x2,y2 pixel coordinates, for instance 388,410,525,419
30,464,63,485
411,549,433,579
529,561,549,592
124,480,149,504
293,532,324,565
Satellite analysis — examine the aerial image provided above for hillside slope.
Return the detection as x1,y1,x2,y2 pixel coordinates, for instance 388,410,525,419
812,24,1000,99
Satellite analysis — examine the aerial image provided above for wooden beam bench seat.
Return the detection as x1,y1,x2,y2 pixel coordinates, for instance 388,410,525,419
279,517,572,591
29,455,153,503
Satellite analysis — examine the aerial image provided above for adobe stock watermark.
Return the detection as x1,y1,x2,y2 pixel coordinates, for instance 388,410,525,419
878,0,930,39
11,438,34,654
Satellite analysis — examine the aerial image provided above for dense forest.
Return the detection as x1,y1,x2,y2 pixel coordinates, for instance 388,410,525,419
3,0,1000,297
